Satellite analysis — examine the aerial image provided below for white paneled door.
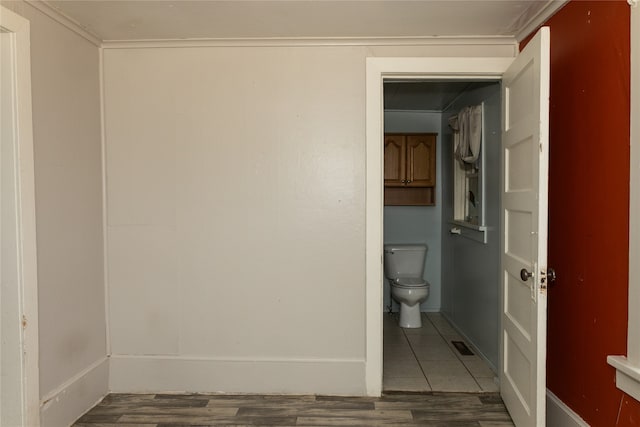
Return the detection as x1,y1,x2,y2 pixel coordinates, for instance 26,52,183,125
500,27,550,427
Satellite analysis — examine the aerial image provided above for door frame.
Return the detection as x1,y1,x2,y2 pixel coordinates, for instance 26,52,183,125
0,6,40,426
364,57,513,395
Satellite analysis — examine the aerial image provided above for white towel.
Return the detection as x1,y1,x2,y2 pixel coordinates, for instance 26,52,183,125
452,104,482,164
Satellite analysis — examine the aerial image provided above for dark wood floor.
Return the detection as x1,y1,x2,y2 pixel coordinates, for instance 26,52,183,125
73,392,515,426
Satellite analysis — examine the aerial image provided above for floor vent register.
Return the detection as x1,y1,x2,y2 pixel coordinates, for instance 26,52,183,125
451,340,475,356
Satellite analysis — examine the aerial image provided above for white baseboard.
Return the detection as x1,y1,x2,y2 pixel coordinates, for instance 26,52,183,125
546,389,589,427
40,357,109,427
109,355,365,395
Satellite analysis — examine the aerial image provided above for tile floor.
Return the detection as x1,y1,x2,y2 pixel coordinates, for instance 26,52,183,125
383,312,500,393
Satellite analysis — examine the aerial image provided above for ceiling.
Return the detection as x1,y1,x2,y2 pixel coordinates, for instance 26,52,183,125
45,0,562,42
384,81,499,111
41,1,557,111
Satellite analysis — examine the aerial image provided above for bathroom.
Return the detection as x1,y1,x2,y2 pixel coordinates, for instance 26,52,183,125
382,79,502,392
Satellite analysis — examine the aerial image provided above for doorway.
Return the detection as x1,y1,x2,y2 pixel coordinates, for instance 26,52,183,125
363,57,512,397
381,79,502,393
365,29,550,426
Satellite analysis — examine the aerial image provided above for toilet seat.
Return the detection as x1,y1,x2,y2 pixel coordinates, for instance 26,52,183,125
392,278,428,288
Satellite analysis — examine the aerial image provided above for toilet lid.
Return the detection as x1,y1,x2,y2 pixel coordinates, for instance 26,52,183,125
393,278,428,287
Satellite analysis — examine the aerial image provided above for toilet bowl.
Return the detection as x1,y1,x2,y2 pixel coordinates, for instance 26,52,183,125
384,244,430,328
390,279,430,328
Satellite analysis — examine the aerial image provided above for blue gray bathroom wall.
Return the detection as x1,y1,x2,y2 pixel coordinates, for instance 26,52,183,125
440,82,502,370
383,111,442,313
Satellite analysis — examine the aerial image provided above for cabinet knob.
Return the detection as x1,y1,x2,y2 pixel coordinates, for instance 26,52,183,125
407,180,412,184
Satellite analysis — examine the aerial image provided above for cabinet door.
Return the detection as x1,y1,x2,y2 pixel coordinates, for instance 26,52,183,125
384,135,406,187
406,134,436,187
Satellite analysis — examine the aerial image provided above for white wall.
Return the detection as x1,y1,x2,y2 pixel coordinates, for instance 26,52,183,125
440,82,501,370
383,111,442,312
104,46,366,394
103,42,515,394
0,1,107,425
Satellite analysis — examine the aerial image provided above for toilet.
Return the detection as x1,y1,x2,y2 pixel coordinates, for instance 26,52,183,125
384,244,430,328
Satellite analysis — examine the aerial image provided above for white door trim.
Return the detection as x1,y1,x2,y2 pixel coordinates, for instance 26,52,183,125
365,57,513,395
0,6,40,426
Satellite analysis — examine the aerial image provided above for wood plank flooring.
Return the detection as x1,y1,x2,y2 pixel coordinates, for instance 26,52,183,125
73,392,515,426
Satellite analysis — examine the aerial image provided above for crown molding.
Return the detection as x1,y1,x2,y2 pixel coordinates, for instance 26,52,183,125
26,0,102,46
20,0,563,49
101,36,516,50
515,0,569,42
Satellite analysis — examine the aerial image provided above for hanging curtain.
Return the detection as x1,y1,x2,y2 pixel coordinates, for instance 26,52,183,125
449,104,482,164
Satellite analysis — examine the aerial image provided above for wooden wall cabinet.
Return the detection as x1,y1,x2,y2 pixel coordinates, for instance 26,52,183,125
384,133,436,206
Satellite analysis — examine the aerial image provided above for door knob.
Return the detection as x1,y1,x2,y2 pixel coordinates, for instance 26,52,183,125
520,268,533,281
547,268,557,282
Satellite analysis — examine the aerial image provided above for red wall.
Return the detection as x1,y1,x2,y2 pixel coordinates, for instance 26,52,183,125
523,1,639,425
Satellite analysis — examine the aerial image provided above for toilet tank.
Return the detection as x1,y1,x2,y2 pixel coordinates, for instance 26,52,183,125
384,244,427,279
